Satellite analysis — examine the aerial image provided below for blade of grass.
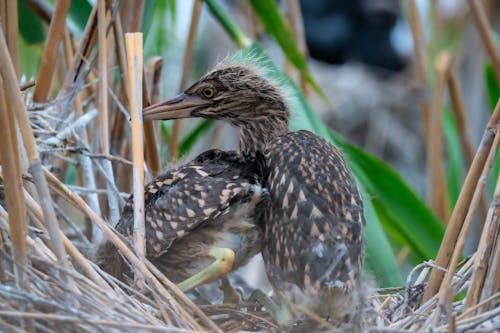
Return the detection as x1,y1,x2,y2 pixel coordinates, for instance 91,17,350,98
249,0,327,102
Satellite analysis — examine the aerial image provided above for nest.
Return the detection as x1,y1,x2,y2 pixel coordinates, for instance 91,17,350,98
0,1,499,332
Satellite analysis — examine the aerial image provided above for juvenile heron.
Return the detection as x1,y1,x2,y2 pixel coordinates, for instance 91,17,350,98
143,60,365,325
96,149,268,293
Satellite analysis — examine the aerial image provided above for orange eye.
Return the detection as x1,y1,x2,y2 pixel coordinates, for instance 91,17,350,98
202,87,215,98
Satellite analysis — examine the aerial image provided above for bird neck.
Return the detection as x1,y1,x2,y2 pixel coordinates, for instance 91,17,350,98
239,113,288,155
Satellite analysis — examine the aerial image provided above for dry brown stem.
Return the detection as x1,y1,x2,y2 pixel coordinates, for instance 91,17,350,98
33,0,71,102
125,32,146,259
423,99,500,302
0,77,28,289
0,26,72,287
468,0,500,82
408,0,430,137
428,52,452,222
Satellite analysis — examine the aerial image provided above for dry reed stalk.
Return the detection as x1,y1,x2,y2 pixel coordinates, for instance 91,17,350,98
0,27,73,288
478,175,500,306
62,27,103,241
169,0,203,162
285,0,310,99
5,0,19,76
408,0,431,137
144,57,164,177
432,125,500,324
422,99,500,302
22,188,110,290
142,68,160,177
0,77,28,289
146,57,163,105
465,170,500,312
428,52,452,222
98,0,120,223
42,168,218,331
32,0,71,103
57,5,97,121
125,32,146,258
447,68,475,167
468,0,500,82
447,65,489,229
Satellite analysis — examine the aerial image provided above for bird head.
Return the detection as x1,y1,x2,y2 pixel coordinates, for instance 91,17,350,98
143,65,290,128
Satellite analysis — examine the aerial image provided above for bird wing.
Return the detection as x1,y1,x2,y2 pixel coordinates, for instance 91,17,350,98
262,130,364,292
115,149,263,258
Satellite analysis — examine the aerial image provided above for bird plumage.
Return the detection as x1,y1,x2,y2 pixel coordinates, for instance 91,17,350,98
96,149,268,285
142,58,365,324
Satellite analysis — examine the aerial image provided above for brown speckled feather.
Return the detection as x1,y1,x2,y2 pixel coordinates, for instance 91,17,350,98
261,131,364,294
96,149,268,283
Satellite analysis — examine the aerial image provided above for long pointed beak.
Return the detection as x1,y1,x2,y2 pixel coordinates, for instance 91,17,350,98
143,93,205,120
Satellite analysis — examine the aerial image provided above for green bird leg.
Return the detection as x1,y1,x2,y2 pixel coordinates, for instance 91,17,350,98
249,289,293,327
177,247,235,292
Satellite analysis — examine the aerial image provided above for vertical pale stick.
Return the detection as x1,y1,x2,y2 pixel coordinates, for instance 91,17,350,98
125,33,145,258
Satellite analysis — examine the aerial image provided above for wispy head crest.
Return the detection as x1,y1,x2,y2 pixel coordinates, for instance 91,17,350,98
207,48,299,118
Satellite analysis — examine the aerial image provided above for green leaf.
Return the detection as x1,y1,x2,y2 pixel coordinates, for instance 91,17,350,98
443,109,465,206
18,0,45,44
204,0,251,49
248,0,329,103
362,186,403,287
68,0,92,35
485,63,500,110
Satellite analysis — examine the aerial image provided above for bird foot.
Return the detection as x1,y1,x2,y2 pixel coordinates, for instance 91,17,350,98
248,289,294,327
176,247,235,292
220,277,241,304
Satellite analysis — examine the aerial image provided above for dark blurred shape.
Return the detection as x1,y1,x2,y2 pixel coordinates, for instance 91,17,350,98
300,0,407,72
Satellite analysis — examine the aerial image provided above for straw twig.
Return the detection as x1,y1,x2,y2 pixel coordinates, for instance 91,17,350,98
428,52,451,222
408,0,430,137
432,121,500,323
465,171,500,311
0,26,73,289
32,0,71,102
0,77,28,289
5,0,19,76
468,0,500,82
423,99,500,302
125,32,146,259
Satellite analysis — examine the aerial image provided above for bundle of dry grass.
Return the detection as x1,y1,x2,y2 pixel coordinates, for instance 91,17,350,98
0,0,499,332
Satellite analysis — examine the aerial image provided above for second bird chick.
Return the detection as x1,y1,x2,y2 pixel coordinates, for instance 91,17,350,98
96,149,268,293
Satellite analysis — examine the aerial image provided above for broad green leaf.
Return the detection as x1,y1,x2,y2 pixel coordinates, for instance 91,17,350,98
18,0,45,44
485,63,500,111
443,109,465,206
68,0,92,35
